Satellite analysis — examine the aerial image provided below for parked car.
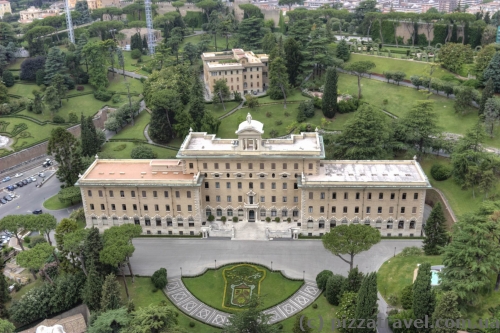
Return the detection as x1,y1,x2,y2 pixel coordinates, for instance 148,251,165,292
0,199,6,204
2,177,10,182
16,182,23,187
14,173,23,178
22,180,28,185
32,209,42,214
30,177,36,182
12,184,17,189
26,178,32,183
42,159,52,167
3,196,12,201
6,185,14,191
38,172,45,178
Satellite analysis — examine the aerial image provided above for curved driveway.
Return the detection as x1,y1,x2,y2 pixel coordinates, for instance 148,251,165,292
130,238,422,280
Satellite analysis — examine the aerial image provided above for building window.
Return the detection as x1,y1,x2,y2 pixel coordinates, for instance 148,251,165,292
260,209,266,217
141,191,146,198
344,192,348,200
167,218,172,226
249,163,253,169
238,182,242,189
101,204,105,210
226,163,230,169
390,193,395,200
237,163,241,169
272,196,276,203
156,217,161,226
215,182,220,189
320,206,324,213
402,193,407,200
205,182,209,189
88,190,92,197
294,196,298,203
414,193,418,200
309,192,313,200
379,193,383,199
366,206,371,214
203,163,207,169
238,195,243,202
282,209,288,217
217,208,222,216
144,204,148,211
308,206,313,213
293,210,299,217
134,217,140,225
120,190,124,198
166,205,170,211
249,182,253,189
260,182,265,189
331,206,336,213
309,163,313,170
151,190,156,198
214,163,219,169
228,209,233,216
283,183,287,190
260,163,264,169
90,204,94,210
272,182,276,189
271,209,277,217
355,207,359,214
155,204,159,211
401,207,405,213
320,192,325,199
205,195,210,202
216,195,221,202
282,196,287,203
355,192,360,200
412,207,417,214
122,204,126,210
98,190,103,197
206,208,212,217
332,192,337,199
389,207,394,214
378,207,382,214
410,221,415,229
189,163,194,169
343,206,347,213
164,191,169,198
227,195,232,202
133,204,137,211
368,193,372,200
398,220,404,229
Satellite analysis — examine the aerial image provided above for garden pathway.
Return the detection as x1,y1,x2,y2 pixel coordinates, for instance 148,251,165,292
165,276,321,327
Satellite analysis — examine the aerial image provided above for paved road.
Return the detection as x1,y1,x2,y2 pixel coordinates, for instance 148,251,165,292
130,238,422,280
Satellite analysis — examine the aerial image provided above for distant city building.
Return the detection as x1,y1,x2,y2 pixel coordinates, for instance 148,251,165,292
117,28,162,50
0,1,11,18
86,0,102,10
202,49,269,97
18,6,60,23
466,0,500,13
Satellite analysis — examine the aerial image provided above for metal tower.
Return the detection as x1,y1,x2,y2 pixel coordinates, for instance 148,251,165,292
145,0,155,55
64,0,74,44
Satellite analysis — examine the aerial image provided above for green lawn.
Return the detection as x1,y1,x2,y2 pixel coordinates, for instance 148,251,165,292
8,82,40,98
181,33,238,52
277,293,339,332
347,53,452,79
117,277,216,333
209,101,241,119
6,58,24,70
0,117,62,150
418,155,495,218
182,264,303,314
43,194,72,210
112,110,150,141
6,279,44,308
257,90,310,104
100,141,178,159
107,74,144,95
377,254,443,307
122,50,152,72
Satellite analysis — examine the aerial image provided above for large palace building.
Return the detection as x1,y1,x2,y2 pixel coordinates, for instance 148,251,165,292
202,49,269,96
77,114,431,238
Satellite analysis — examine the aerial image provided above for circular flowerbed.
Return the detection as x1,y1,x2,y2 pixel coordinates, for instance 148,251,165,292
182,263,303,313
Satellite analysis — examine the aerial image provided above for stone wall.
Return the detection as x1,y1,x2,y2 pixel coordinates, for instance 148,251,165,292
156,2,202,16
0,107,109,174
425,188,457,230
393,22,464,45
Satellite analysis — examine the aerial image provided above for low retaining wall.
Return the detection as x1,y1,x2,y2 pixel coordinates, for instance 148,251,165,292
0,107,109,173
425,188,457,230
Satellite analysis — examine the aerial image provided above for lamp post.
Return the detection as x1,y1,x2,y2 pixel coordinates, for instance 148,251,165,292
180,267,182,277
303,270,305,280
215,260,217,269
271,261,273,270
394,247,396,258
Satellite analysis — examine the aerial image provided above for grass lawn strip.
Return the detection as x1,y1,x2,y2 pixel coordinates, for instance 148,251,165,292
112,110,150,141
182,263,303,314
43,194,72,210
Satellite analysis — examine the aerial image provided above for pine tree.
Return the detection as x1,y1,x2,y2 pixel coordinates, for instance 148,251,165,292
74,1,91,25
86,116,99,156
268,56,289,108
423,203,448,255
75,34,88,70
131,33,142,51
100,273,122,312
80,113,90,156
342,267,364,295
284,37,302,87
322,67,338,118
336,40,350,62
44,47,67,85
142,35,148,51
83,227,104,270
293,314,312,333
479,78,495,115
188,74,206,131
51,74,68,107
483,51,500,93
354,272,378,333
82,260,103,312
412,262,434,321
0,264,10,319
431,291,461,333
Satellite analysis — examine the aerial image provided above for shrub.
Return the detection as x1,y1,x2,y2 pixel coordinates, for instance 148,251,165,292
3,70,14,87
274,217,280,222
131,49,142,60
14,75,19,80
269,129,278,137
462,79,479,88
266,217,271,222
189,321,195,328
316,270,333,290
400,284,413,310
77,72,89,84
337,99,358,114
278,324,283,329
112,94,121,103
52,115,66,123
221,216,227,223
388,309,399,315
207,215,215,222
93,89,113,102
383,99,388,105
325,274,345,305
151,268,167,290
130,145,156,159
287,217,291,223
430,163,451,181
245,94,259,109
232,216,238,222
266,111,272,118
275,120,283,126
398,246,423,257
387,294,399,306
28,236,47,248
313,96,322,109
312,303,318,309
20,56,46,81
284,111,290,117
23,236,31,244
68,112,78,123
113,144,127,151
76,85,84,91
298,99,315,118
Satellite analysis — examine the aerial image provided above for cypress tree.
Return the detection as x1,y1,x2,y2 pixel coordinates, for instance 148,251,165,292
336,40,350,62
2,71,14,87
100,273,122,312
479,78,494,115
86,115,99,156
354,272,378,333
423,202,448,255
83,227,104,269
188,74,206,131
412,262,434,322
341,266,364,295
131,33,142,51
484,52,500,92
80,113,90,156
431,291,461,333
44,47,67,85
82,260,103,312
322,67,338,118
142,35,148,52
0,264,10,319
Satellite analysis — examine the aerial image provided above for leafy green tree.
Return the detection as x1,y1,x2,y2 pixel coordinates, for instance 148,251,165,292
238,17,264,50
278,0,298,10
44,47,67,85
130,145,155,159
82,259,103,312
413,262,434,323
315,270,333,290
88,308,130,333
335,292,358,333
454,86,474,114
51,73,67,107
222,297,278,333
268,57,289,108
81,114,99,157
342,267,364,295
431,291,461,333
127,304,179,333
343,61,376,99
480,78,495,115
47,127,84,187
474,44,496,82
0,264,10,319
325,274,346,305
485,97,500,137
423,203,448,255
63,229,88,274
0,319,14,333
354,272,378,333
322,67,338,118
57,186,82,205
396,100,440,158
262,32,277,54
437,43,473,74
30,213,57,246
2,71,13,87
284,37,303,87
151,267,167,290
188,75,206,131
322,224,381,270
212,78,230,112
330,104,391,160
82,41,108,90
392,71,406,85
336,40,350,61
74,0,91,24
0,215,28,251
16,242,55,282
441,213,500,306
101,273,122,312
55,218,78,252
44,86,61,116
